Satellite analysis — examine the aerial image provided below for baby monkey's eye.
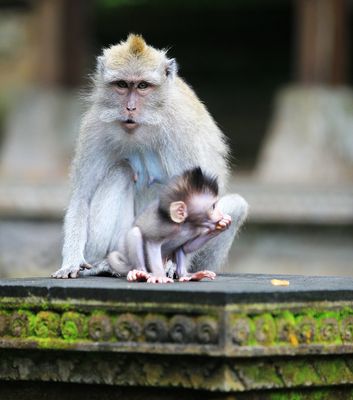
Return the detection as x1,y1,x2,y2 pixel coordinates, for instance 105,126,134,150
137,81,149,89
212,203,216,210
115,80,128,88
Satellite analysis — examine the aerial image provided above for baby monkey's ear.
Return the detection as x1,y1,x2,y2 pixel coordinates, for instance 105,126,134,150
169,201,188,223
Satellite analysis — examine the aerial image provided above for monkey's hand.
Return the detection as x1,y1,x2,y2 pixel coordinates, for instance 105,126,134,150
51,263,91,279
146,275,174,284
215,214,232,231
127,269,151,282
179,270,216,282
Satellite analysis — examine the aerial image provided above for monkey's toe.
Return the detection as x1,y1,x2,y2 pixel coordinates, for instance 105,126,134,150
127,269,150,282
147,276,173,284
179,270,216,282
51,266,81,279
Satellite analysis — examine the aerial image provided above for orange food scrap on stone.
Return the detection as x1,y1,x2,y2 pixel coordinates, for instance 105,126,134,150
271,279,290,286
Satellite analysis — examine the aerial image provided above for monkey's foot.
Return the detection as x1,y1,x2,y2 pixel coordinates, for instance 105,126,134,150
51,265,82,279
127,269,151,282
147,275,174,284
179,270,216,282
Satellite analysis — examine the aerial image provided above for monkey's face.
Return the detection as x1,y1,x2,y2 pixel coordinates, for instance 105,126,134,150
110,79,164,131
187,193,223,227
96,35,178,135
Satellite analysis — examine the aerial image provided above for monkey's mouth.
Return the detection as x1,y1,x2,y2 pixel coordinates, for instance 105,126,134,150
122,119,138,130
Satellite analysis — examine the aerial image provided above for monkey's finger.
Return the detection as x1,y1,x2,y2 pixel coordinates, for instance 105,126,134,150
201,272,216,279
202,270,216,276
127,270,142,281
189,270,216,281
52,267,70,279
136,271,151,281
178,276,192,282
69,269,80,278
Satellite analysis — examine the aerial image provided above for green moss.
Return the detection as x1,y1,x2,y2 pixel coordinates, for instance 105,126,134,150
230,314,254,346
295,315,316,344
314,359,353,384
34,311,61,338
60,311,87,340
316,312,341,344
279,360,321,386
275,311,297,345
253,313,276,345
239,361,283,388
270,389,353,400
10,310,35,337
0,310,10,336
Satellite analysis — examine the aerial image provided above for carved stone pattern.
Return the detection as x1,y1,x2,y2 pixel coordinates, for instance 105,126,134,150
230,310,353,347
1,352,353,392
0,308,219,345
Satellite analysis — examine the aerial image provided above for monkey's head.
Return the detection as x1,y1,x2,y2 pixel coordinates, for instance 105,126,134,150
96,34,178,132
159,167,223,227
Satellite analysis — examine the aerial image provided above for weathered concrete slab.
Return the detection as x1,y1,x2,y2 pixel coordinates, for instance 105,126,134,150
1,274,353,397
0,274,353,303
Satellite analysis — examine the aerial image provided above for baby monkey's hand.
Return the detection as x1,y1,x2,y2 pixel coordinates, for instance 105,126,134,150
215,214,232,230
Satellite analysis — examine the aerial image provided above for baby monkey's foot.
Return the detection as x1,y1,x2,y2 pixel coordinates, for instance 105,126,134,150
147,275,174,284
127,269,151,282
179,270,216,282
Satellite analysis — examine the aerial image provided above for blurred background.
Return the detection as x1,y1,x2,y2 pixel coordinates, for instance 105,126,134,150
0,0,352,278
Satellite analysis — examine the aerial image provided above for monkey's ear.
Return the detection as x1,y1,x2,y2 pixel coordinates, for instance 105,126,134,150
166,58,178,79
170,201,188,223
96,56,105,75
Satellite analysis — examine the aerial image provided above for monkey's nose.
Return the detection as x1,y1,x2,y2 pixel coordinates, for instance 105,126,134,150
126,106,136,111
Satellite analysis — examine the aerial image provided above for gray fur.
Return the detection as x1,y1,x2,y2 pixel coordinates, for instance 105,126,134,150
52,37,247,279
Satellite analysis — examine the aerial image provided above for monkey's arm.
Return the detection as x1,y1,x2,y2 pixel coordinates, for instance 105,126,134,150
182,215,232,254
53,196,90,278
52,131,112,279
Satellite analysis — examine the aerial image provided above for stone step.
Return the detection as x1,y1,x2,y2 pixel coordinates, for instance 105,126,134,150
1,274,353,397
1,178,353,225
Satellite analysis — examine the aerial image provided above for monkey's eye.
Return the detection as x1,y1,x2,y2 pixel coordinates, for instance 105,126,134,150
115,80,128,88
212,203,216,210
137,81,149,90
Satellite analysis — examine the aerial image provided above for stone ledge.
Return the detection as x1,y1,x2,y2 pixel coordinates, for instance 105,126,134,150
1,274,353,394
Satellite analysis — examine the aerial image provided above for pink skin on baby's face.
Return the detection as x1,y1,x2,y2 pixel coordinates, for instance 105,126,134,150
186,193,223,228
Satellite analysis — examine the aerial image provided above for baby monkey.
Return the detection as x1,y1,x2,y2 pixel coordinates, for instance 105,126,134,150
109,167,231,283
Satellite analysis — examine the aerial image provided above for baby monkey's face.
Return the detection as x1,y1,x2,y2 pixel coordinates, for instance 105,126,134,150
187,192,223,226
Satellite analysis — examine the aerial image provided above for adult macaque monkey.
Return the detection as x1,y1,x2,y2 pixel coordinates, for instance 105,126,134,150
109,167,231,283
52,34,248,279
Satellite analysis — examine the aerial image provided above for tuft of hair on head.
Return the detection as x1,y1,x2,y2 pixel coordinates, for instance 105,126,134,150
126,33,147,56
159,167,219,217
183,167,219,197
